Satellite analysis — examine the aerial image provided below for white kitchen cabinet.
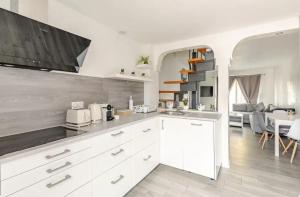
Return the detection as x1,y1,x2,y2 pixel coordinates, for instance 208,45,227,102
160,117,185,169
9,160,92,197
133,143,160,185
160,117,221,180
183,120,215,178
92,158,133,197
65,182,92,197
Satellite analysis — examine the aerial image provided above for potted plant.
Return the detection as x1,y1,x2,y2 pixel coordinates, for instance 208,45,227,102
182,98,189,110
136,56,151,69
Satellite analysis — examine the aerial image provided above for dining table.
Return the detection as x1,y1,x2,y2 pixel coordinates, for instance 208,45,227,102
265,112,300,157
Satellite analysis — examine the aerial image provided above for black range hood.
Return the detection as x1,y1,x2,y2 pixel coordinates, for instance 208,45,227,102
0,8,91,73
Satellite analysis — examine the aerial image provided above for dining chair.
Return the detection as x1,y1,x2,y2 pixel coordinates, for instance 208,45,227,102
282,119,300,163
250,112,286,150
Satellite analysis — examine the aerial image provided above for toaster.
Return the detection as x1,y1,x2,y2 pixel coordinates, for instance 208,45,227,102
66,109,91,127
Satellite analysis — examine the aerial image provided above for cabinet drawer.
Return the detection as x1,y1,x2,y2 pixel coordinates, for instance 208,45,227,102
133,143,159,186
92,127,133,156
9,160,92,197
92,141,133,178
1,139,91,181
1,148,92,196
132,119,159,153
93,158,133,197
65,182,92,197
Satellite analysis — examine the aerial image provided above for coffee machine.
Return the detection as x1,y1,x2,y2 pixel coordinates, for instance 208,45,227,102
102,104,115,121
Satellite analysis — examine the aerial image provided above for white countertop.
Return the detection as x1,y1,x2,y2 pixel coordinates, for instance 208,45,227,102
0,111,222,163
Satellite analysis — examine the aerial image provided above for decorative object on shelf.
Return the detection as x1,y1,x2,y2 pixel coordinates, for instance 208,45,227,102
131,71,136,76
120,68,125,74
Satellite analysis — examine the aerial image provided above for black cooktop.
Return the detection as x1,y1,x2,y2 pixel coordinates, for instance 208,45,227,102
0,126,86,157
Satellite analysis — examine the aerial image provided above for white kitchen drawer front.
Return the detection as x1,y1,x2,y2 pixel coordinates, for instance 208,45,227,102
93,158,133,197
92,141,133,178
132,118,159,153
9,160,92,197
1,139,91,181
184,119,215,178
65,182,92,197
1,148,92,196
133,143,159,186
92,127,133,156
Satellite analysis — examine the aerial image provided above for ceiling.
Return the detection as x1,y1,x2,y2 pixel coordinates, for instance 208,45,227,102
231,29,299,69
59,0,300,44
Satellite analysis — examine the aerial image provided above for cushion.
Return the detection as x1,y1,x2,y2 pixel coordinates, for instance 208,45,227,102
233,104,247,112
246,104,255,112
255,102,265,112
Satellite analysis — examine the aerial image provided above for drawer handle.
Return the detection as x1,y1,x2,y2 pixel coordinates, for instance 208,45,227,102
111,149,124,156
45,149,71,159
46,175,71,188
143,155,152,161
46,162,72,174
142,129,152,133
191,123,202,126
111,131,124,137
111,175,124,185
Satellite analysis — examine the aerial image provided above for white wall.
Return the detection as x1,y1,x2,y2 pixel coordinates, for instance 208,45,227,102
0,0,10,9
48,0,150,78
152,17,299,168
18,0,48,23
231,30,299,107
297,18,300,113
159,51,189,101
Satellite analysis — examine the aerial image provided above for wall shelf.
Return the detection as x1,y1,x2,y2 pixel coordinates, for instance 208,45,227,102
106,74,152,82
136,64,152,69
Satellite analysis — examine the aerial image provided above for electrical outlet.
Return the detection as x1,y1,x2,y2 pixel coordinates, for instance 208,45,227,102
71,101,84,109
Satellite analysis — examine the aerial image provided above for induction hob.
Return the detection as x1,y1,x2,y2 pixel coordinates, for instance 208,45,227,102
0,126,86,157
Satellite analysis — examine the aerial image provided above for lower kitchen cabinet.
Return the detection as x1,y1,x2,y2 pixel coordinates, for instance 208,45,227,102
160,117,221,180
133,143,160,185
92,157,134,197
160,117,185,169
65,182,92,197
183,119,215,178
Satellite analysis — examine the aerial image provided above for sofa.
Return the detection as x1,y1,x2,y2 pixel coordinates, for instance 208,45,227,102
231,103,265,124
231,103,296,124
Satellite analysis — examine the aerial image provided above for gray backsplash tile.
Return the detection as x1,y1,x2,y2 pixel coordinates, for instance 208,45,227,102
0,67,144,137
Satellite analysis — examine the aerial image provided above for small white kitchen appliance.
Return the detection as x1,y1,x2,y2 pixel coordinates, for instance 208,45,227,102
66,109,91,127
88,103,102,123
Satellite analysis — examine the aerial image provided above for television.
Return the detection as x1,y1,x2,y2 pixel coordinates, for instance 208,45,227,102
0,8,91,73
200,86,213,97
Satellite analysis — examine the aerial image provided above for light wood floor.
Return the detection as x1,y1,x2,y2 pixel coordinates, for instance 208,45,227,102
126,126,300,197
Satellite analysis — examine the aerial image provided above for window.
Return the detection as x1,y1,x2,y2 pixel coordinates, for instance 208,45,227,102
229,80,246,111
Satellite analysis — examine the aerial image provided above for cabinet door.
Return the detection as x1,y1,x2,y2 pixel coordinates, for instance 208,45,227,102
93,158,133,197
65,183,92,197
160,118,184,169
183,120,215,179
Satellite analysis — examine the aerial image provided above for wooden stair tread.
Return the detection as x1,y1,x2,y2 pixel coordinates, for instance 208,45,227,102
159,99,174,102
197,48,207,53
159,90,180,94
164,80,187,84
179,69,195,74
188,58,205,64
